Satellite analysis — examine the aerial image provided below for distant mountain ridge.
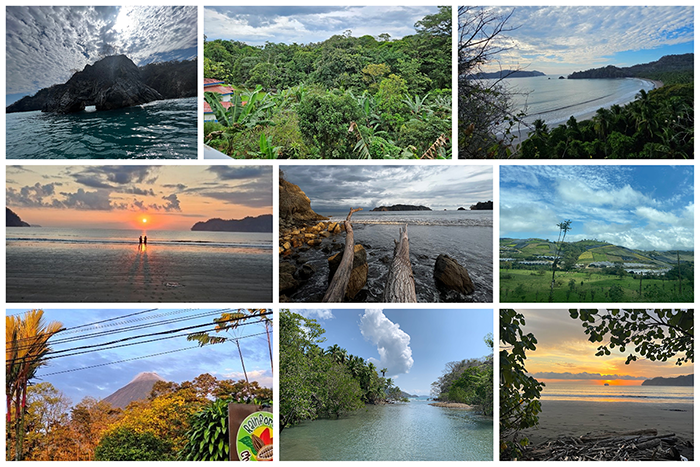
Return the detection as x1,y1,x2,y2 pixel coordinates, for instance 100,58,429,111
568,53,693,80
641,374,693,386
191,214,272,232
102,372,166,409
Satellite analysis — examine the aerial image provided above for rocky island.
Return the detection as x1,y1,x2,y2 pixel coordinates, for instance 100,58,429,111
641,374,693,386
371,205,431,211
470,201,493,210
191,215,272,232
7,55,197,114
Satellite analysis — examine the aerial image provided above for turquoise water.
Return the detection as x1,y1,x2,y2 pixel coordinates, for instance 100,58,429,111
280,400,493,461
499,76,655,127
6,97,197,159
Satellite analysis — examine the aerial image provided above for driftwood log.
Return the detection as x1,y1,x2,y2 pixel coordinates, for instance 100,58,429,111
382,225,417,302
322,208,362,302
521,429,693,461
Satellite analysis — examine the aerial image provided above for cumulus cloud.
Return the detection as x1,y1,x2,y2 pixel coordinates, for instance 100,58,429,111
204,6,442,46
359,309,413,375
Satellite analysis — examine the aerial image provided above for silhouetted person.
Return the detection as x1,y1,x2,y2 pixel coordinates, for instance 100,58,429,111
139,236,143,250
144,235,148,246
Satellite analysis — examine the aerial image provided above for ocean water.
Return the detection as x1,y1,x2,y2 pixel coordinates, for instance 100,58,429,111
6,227,272,252
6,97,197,159
497,76,655,128
281,400,493,461
285,210,493,302
540,381,693,404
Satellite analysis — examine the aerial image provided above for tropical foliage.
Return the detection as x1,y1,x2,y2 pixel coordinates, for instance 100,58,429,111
520,84,694,158
204,8,452,159
280,310,406,431
430,334,494,415
499,309,545,459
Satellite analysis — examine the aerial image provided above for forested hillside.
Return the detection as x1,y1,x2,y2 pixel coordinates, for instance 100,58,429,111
204,7,451,159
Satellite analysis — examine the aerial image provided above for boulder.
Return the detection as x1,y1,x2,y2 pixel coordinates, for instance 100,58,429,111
433,254,475,295
328,244,368,299
42,55,162,114
280,261,299,293
294,263,317,281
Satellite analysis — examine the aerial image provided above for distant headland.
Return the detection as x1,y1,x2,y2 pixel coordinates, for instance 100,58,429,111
641,374,693,387
473,70,545,79
191,214,273,232
6,208,30,227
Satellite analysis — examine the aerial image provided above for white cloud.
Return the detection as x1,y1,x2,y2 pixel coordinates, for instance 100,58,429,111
359,309,413,374
297,309,335,320
224,369,272,387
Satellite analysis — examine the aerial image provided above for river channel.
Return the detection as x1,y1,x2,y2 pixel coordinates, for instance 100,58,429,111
280,400,493,461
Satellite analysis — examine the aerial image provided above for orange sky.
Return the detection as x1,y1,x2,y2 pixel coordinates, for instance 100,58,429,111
514,309,693,383
7,166,272,230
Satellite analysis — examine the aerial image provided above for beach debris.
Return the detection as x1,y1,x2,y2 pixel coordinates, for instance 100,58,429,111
327,244,368,300
382,224,417,303
323,207,362,302
521,429,694,461
165,282,183,288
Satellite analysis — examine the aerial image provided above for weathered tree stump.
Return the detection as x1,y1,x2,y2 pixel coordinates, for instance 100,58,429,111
382,225,417,302
322,208,362,302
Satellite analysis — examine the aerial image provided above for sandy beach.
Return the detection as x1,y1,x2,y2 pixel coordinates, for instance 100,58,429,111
522,400,693,446
7,242,272,302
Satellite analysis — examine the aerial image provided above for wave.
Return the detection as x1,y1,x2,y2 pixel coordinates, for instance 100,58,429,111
6,236,272,249
325,218,492,227
544,393,693,401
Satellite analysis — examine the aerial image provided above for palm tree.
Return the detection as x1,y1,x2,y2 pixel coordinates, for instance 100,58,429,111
549,220,572,302
6,310,63,460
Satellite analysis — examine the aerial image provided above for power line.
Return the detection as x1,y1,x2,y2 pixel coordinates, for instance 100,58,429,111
7,312,272,365
35,331,268,378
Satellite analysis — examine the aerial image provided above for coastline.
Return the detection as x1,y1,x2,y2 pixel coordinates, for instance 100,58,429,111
429,401,475,409
521,399,693,446
508,77,661,150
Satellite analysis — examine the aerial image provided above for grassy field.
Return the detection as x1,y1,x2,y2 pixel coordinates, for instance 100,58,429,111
500,268,693,303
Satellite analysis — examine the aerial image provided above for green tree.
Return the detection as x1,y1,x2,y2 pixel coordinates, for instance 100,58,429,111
549,220,572,302
94,427,174,461
569,309,693,365
500,309,544,459
297,91,363,158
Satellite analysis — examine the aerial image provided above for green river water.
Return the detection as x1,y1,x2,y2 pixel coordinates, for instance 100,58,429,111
280,400,493,461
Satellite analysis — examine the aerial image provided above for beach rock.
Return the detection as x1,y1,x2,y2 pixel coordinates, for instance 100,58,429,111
280,261,299,293
294,263,317,281
279,170,329,223
42,55,163,114
434,254,475,295
328,244,368,299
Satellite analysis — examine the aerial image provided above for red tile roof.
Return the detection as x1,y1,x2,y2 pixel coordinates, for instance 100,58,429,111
204,78,224,86
204,101,233,113
204,84,234,95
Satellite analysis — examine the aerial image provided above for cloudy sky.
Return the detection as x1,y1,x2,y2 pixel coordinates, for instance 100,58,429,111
500,165,694,251
6,165,272,230
6,6,198,103
283,165,493,213
296,309,493,396
514,309,693,384
205,6,441,45
12,308,272,403
472,6,694,75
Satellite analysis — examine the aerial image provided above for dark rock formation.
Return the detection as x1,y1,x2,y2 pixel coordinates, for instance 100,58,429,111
642,374,693,386
457,207,466,211
434,254,475,295
279,170,328,223
102,372,166,409
7,58,197,114
371,204,431,211
279,261,300,294
191,214,272,232
558,76,565,79
328,244,368,299
6,208,30,227
41,55,162,113
470,201,493,210
140,60,197,99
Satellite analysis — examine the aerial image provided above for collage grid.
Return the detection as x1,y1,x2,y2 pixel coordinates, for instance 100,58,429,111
3,3,696,463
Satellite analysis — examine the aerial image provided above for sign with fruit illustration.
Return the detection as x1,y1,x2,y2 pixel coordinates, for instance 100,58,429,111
236,411,273,461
